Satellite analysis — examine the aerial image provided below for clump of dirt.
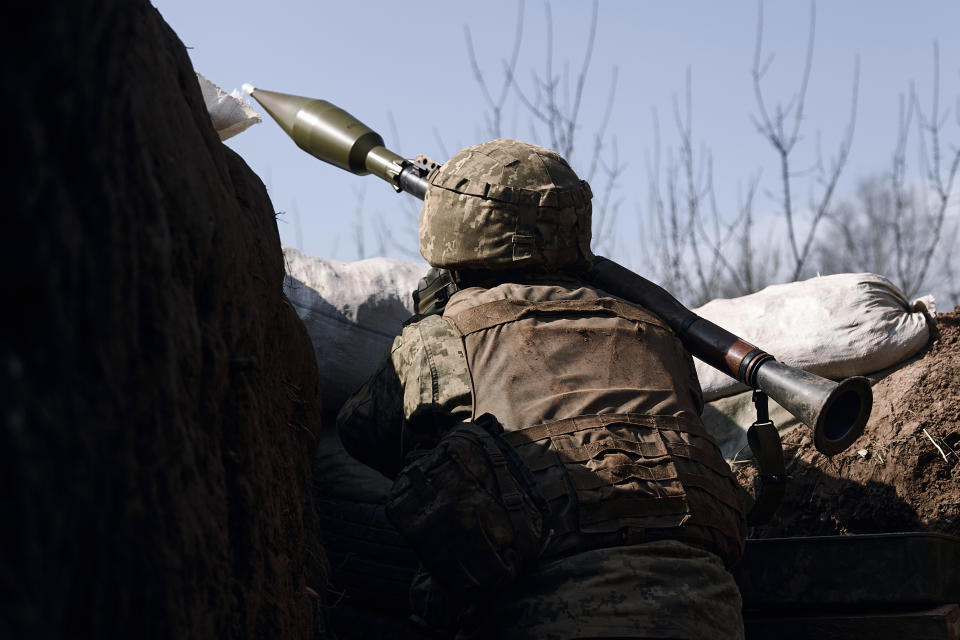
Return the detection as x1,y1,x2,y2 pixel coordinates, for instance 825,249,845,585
736,310,960,538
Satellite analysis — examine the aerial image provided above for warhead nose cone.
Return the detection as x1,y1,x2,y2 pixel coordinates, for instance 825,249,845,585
246,86,403,177
246,88,317,143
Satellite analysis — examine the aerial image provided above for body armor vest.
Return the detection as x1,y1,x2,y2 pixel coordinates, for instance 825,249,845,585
441,282,747,566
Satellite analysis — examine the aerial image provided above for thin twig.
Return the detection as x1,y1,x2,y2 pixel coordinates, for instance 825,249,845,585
464,0,525,138
923,428,950,462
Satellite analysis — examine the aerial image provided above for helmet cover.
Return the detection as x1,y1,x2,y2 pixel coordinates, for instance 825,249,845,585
419,139,593,271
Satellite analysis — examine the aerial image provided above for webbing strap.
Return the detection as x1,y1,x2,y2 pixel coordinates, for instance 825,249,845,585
475,413,551,520
483,438,528,517
543,438,669,463
565,459,679,488
448,297,668,337
667,441,741,480
745,391,787,526
502,413,707,446
430,170,592,208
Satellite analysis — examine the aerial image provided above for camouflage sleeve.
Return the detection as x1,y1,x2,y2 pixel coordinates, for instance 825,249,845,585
336,315,473,479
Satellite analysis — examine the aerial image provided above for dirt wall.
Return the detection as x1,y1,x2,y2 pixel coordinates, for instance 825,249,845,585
1,2,325,638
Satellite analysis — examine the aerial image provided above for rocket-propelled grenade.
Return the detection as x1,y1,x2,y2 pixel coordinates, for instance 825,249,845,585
248,84,871,456
244,85,430,198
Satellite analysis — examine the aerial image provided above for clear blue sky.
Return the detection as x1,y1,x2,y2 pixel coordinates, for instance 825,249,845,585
153,0,959,285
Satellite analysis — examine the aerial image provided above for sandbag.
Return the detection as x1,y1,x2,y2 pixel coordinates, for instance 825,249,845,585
282,246,426,410
692,273,932,402
196,73,260,141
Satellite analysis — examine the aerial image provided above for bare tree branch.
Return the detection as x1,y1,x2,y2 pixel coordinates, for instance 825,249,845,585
795,56,859,279
906,41,960,296
586,66,619,182
464,0,525,138
751,0,858,281
819,42,956,302
352,186,366,260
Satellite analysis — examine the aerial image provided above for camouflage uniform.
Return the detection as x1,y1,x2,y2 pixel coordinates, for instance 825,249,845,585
338,140,747,639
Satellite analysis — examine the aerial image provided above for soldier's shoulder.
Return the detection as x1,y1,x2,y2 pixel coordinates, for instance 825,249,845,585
393,314,461,362
401,312,456,335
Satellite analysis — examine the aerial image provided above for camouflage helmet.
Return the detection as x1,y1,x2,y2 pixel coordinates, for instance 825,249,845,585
419,139,593,271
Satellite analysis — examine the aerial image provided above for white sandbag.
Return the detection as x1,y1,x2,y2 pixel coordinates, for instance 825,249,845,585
282,247,426,410
196,73,261,141
692,273,932,402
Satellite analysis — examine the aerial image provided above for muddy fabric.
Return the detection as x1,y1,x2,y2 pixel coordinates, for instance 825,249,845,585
501,413,747,567
337,276,747,637
444,283,746,567
419,139,593,271
445,284,704,427
386,418,545,600
461,540,745,640
338,313,473,478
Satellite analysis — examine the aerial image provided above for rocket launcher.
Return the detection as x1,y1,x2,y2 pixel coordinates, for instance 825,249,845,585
246,85,871,459
245,86,432,198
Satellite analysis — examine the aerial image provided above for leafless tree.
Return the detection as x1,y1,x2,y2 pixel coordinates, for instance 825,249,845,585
642,70,779,307
639,1,858,306
943,235,960,309
358,1,959,312
464,1,525,140
818,43,959,303
644,74,723,305
905,43,960,297
466,0,624,255
360,1,623,261
751,0,859,282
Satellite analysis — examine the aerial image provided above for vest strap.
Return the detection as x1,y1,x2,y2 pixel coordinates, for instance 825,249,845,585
448,297,668,337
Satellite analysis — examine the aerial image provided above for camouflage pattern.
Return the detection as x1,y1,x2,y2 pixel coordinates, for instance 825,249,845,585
386,418,545,602
338,280,747,638
337,313,473,478
419,139,594,271
441,281,748,568
461,540,745,640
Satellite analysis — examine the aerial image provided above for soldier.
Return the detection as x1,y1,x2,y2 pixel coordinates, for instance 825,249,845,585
337,139,748,639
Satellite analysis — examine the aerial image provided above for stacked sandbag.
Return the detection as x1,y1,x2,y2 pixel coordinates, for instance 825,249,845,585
694,273,933,458
291,261,933,462
282,247,427,409
284,248,425,636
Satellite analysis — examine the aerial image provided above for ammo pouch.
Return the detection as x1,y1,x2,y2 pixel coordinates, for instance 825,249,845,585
385,413,549,602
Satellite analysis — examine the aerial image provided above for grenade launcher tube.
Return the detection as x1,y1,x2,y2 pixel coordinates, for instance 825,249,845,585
396,189,868,457
247,86,870,455
585,256,774,387
246,86,770,381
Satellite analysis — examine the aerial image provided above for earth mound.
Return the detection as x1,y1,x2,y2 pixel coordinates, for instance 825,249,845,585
736,310,960,537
